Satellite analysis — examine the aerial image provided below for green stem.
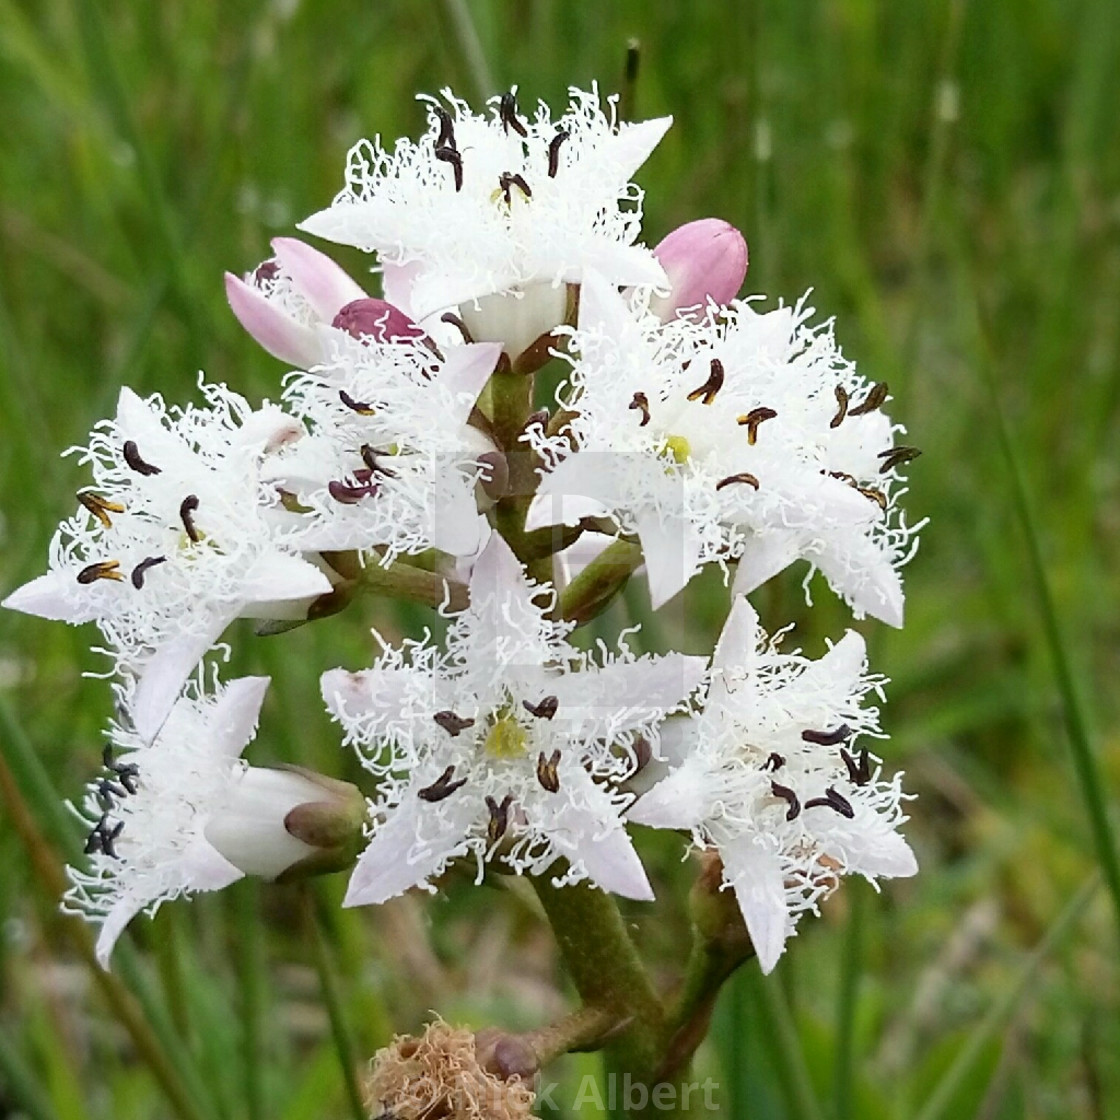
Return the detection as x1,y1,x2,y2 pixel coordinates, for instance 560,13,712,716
357,557,468,613
238,882,266,1120
436,0,495,105
302,886,366,1120
557,539,643,624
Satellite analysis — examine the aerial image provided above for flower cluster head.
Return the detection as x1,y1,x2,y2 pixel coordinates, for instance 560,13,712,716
6,83,919,971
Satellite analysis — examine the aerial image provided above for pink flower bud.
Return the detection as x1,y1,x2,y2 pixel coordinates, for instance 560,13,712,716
649,218,748,323
331,298,426,344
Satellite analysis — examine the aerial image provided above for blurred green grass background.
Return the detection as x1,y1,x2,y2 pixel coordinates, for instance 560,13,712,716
1,1,1118,1117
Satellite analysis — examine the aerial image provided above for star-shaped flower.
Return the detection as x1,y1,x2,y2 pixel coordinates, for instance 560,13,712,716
299,86,671,360
66,677,330,967
628,597,917,973
274,334,501,559
321,534,706,905
2,384,332,741
528,273,923,623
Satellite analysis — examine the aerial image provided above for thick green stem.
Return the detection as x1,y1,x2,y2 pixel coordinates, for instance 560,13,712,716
532,878,663,1072
356,556,468,612
557,539,643,624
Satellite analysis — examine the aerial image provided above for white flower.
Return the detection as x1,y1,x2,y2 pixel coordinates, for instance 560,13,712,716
527,273,923,623
274,334,501,559
629,597,917,973
321,534,706,906
65,676,325,967
299,86,671,359
2,383,332,741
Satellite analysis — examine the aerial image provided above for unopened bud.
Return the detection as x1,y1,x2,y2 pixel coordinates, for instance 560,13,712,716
649,218,748,323
202,767,365,884
332,298,426,345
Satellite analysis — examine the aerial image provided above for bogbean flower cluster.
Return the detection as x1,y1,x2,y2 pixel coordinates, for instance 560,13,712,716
5,85,920,975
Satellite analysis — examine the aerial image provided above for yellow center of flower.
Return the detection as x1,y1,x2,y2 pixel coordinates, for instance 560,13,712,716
662,434,692,464
484,716,528,759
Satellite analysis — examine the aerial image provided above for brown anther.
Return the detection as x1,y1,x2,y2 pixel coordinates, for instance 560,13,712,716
433,107,456,151
179,495,201,543
360,445,398,478
338,389,375,415
122,440,160,476
130,555,167,589
433,710,475,737
686,358,725,405
85,814,124,859
878,446,922,473
828,470,858,487
849,381,889,416
486,794,514,845
327,479,378,504
252,259,280,285
762,752,785,772
737,406,777,445
499,91,528,137
804,786,856,819
547,129,569,178
435,145,464,191
629,392,651,426
715,472,760,491
523,695,558,720
78,491,125,529
840,746,871,786
858,486,888,511
536,749,561,793
830,384,849,428
440,312,474,343
498,171,532,204
770,781,801,821
418,765,468,803
801,724,851,746
76,560,123,585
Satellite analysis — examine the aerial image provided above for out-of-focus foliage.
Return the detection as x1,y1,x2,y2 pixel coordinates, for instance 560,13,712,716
1,1,1117,1117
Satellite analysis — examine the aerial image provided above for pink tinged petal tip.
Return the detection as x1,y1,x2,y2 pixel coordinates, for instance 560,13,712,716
331,298,427,345
271,237,367,320
224,272,320,368
649,219,748,323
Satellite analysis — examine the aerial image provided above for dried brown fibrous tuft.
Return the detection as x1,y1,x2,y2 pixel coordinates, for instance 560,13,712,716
365,1019,535,1120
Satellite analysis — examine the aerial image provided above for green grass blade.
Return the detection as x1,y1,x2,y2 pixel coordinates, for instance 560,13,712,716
753,971,826,1120
0,1026,60,1120
303,885,366,1120
833,883,865,1120
974,298,1120,936
913,874,1098,1120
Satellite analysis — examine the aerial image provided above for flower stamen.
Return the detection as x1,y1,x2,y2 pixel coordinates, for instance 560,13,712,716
179,495,202,543
497,172,532,204
804,786,855,819
770,781,801,821
830,385,849,428
435,145,464,191
418,765,468,803
686,358,725,405
840,746,871,786
762,752,785,771
130,555,168,589
878,446,922,473
547,129,569,178
499,91,528,137
433,710,475,737
440,312,474,343
536,749,561,793
84,812,124,858
737,406,777,445
522,695,558,720
339,389,375,416
76,560,124,585
629,391,651,427
77,491,125,528
801,725,851,746
849,382,889,416
122,440,161,476
485,793,514,845
715,472,760,491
